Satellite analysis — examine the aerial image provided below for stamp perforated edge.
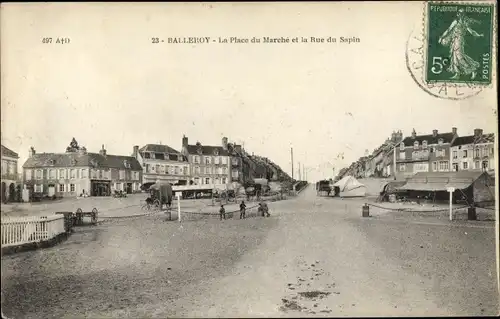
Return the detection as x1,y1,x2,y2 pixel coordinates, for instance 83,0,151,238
421,0,497,88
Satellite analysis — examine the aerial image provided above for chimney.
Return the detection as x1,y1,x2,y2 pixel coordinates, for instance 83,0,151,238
452,127,457,136
133,145,139,158
78,146,87,155
474,128,483,138
432,129,438,137
28,146,36,158
222,137,228,150
182,135,188,148
391,131,396,141
99,144,107,156
411,128,417,139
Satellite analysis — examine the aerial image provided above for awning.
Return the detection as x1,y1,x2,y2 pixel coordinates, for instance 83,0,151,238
444,182,473,190
396,171,489,192
398,182,448,191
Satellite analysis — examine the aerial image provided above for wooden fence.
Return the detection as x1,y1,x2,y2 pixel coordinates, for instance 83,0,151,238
1,215,66,248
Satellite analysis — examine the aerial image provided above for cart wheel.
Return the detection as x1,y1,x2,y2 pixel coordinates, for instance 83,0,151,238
153,199,161,211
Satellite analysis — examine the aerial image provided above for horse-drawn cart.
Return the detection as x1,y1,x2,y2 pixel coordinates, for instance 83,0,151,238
75,208,98,225
316,180,332,196
55,207,99,231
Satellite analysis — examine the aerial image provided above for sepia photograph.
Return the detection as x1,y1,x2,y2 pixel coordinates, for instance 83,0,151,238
1,1,498,318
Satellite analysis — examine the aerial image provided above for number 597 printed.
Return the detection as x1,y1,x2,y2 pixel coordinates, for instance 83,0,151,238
42,37,71,44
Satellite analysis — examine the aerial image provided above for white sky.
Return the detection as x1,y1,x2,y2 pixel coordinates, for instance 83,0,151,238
1,2,497,182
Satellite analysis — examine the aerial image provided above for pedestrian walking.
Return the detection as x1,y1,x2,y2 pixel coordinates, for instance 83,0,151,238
219,204,226,220
240,201,247,219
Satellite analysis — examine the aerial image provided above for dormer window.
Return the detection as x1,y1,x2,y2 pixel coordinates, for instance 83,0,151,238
90,159,98,168
413,141,419,149
123,160,131,169
197,148,203,155
422,140,428,149
400,142,405,150
214,149,219,156
438,138,444,145
49,159,56,165
70,159,77,166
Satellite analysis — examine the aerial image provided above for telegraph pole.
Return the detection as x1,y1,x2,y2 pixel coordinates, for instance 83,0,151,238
298,162,301,180
393,142,397,180
291,147,294,180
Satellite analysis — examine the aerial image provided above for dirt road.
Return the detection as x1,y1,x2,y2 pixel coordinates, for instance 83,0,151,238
2,186,498,317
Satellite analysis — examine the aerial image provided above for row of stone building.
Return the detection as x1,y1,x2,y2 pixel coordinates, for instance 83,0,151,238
1,145,20,203
1,135,293,200
336,127,495,181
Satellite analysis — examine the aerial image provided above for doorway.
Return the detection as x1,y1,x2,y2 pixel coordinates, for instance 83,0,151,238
1,182,6,203
91,180,111,196
8,183,15,202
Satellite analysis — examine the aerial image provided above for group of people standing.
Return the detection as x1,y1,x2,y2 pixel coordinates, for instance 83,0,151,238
219,200,270,221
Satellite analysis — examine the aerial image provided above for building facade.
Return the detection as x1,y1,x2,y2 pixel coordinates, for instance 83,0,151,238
450,129,495,174
181,136,232,185
395,128,458,180
133,144,190,187
226,141,246,184
1,145,20,202
23,145,142,198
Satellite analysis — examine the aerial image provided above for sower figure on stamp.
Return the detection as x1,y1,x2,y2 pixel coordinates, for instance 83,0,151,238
438,8,483,80
239,200,246,219
219,204,226,221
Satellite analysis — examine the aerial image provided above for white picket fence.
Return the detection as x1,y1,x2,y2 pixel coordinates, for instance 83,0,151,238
1,215,66,248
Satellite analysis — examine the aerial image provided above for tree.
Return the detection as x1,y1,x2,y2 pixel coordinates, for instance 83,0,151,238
66,138,80,153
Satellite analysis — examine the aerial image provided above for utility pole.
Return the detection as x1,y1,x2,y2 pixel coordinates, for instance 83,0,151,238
298,162,301,180
393,142,397,180
302,163,305,181
291,147,294,180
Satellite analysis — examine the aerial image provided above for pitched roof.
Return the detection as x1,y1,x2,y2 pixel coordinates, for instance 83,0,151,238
139,144,180,154
452,133,495,146
23,152,142,170
451,136,476,146
185,144,230,156
1,145,19,158
402,132,455,145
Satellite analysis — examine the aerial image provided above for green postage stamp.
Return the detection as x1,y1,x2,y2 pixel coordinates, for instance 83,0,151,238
426,2,495,84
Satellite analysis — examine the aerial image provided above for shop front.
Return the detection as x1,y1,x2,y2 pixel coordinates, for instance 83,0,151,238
91,180,111,196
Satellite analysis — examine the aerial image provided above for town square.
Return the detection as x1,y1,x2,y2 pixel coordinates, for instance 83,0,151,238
1,2,498,318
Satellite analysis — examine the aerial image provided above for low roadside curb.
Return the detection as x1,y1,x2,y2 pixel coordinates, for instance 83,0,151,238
363,216,495,229
1,231,72,257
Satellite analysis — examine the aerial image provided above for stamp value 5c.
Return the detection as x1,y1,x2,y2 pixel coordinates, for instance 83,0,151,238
426,2,494,85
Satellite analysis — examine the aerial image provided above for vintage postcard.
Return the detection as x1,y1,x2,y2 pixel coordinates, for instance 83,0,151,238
1,1,498,318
